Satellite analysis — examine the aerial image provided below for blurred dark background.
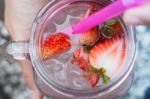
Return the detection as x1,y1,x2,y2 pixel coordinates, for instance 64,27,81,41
0,0,150,99
0,0,30,99
0,0,4,20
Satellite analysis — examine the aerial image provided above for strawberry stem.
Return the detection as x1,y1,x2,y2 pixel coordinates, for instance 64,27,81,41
99,68,110,84
87,65,110,84
82,44,93,53
101,19,118,38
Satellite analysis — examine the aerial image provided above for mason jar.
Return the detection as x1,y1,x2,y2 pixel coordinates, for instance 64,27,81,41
4,0,137,99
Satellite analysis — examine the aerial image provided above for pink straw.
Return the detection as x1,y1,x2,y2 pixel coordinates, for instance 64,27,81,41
72,0,149,34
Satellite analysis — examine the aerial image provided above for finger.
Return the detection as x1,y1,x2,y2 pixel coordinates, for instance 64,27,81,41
5,0,49,98
31,90,43,99
5,0,49,41
19,60,43,99
123,3,150,25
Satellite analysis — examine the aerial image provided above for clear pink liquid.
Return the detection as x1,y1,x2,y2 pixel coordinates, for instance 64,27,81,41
41,1,127,90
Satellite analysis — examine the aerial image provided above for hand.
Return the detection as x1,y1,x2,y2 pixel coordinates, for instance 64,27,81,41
123,3,150,25
5,0,49,99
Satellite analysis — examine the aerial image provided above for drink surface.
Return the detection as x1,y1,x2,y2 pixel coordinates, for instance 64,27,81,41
40,1,127,90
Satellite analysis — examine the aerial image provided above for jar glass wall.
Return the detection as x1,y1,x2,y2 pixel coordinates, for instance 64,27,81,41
30,0,137,98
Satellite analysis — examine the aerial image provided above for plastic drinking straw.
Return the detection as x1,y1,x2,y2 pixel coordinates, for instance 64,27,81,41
72,0,149,34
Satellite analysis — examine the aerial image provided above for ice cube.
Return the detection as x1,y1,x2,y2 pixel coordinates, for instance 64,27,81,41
56,52,72,63
67,5,89,17
44,59,68,85
44,59,63,75
69,18,80,26
72,76,91,89
65,62,91,89
55,71,66,82
45,22,57,33
53,11,67,25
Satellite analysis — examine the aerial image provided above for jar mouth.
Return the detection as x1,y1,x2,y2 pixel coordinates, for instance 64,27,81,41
30,0,137,97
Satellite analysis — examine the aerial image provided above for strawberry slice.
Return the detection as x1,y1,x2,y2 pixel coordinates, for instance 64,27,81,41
80,7,100,45
89,36,126,76
73,48,89,72
86,73,100,87
73,48,100,87
80,27,99,45
41,33,71,60
73,57,90,72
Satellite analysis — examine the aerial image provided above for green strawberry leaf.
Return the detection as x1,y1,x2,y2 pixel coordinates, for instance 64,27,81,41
82,44,93,53
88,65,110,84
98,68,110,84
101,19,118,38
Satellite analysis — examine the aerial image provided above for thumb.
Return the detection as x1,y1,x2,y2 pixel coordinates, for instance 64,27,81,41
123,3,150,25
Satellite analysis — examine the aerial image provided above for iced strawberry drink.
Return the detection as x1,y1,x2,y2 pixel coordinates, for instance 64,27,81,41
40,3,126,90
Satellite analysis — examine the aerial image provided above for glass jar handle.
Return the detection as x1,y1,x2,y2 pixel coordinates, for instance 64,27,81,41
0,41,29,60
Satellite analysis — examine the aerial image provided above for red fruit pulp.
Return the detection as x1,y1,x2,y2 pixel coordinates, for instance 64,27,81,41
73,48,100,87
89,36,126,76
41,33,71,60
86,73,100,87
